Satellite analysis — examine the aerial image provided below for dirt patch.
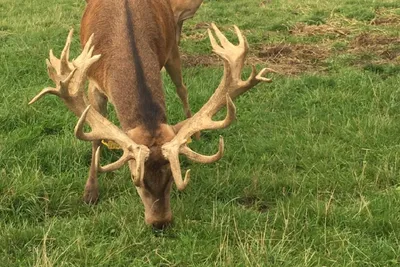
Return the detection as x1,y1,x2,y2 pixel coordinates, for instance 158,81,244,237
370,10,400,26
290,22,350,37
380,47,400,60
351,33,399,47
371,16,400,25
182,32,207,41
256,43,330,74
349,33,400,64
181,53,220,67
193,22,210,30
257,45,293,57
182,43,330,75
181,21,399,75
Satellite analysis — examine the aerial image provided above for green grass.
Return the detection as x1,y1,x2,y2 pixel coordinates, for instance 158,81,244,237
1,0,400,266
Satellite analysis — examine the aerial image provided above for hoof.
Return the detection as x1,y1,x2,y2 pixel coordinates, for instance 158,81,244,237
83,190,99,205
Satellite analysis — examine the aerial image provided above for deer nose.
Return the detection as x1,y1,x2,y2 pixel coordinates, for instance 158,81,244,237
146,214,173,230
151,220,171,230
148,217,173,230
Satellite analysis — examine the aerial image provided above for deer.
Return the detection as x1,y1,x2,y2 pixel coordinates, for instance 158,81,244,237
29,0,274,229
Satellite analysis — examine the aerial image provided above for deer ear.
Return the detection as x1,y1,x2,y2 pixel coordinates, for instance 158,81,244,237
171,120,186,134
159,124,176,142
126,126,152,145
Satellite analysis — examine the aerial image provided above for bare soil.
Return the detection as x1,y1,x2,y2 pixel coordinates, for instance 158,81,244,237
371,9,400,25
182,18,400,75
289,22,350,37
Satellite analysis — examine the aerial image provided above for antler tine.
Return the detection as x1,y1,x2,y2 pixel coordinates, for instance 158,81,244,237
180,136,224,163
74,105,93,140
133,148,148,187
170,152,191,191
233,25,248,50
28,87,59,105
210,23,231,48
94,147,135,173
163,135,223,190
60,29,74,73
59,68,77,94
84,34,94,54
193,94,236,132
46,59,58,82
207,28,226,59
49,49,59,69
74,33,95,66
256,67,276,82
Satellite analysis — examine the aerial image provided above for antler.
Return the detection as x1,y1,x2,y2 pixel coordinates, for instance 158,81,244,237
162,23,275,191
29,30,149,185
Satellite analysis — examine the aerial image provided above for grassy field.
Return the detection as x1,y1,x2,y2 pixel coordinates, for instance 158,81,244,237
1,0,400,266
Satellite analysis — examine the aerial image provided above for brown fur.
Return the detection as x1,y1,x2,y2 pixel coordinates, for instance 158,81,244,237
169,0,204,43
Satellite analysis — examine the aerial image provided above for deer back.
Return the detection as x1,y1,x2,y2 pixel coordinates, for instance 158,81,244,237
80,0,176,132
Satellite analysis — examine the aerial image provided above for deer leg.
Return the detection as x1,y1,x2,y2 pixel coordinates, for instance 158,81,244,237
83,82,108,204
165,45,192,120
165,45,200,139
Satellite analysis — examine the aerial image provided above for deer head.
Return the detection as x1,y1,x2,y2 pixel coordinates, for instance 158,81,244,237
169,0,204,43
30,2,273,230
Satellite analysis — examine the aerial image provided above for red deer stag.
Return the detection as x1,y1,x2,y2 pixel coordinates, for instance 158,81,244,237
29,0,274,229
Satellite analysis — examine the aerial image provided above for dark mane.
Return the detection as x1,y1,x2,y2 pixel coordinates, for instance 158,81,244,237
125,0,163,133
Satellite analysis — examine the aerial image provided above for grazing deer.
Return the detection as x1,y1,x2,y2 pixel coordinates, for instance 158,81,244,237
29,0,274,229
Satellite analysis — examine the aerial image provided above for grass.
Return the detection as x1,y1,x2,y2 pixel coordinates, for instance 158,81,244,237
1,0,400,266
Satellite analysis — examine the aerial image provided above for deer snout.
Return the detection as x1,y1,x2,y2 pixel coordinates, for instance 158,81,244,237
145,212,173,230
